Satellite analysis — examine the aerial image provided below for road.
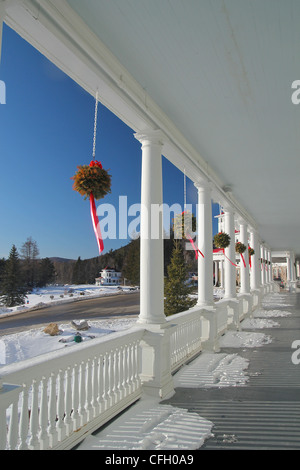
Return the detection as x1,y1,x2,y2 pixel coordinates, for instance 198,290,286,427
0,292,140,336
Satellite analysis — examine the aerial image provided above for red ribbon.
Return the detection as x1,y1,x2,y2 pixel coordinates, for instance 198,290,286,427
186,234,204,260
90,193,104,254
89,160,103,168
240,253,246,268
222,248,238,267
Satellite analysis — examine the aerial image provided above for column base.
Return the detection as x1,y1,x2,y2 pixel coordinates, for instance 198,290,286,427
237,292,252,321
139,322,175,400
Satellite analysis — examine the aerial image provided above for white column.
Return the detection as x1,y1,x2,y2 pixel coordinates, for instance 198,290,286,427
220,259,224,288
214,261,219,286
223,208,236,299
239,222,250,294
135,130,165,325
291,252,296,282
286,254,291,282
195,181,214,307
249,230,259,290
267,249,272,283
260,244,265,286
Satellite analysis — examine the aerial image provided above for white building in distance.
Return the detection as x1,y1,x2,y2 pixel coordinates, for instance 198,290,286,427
95,267,122,286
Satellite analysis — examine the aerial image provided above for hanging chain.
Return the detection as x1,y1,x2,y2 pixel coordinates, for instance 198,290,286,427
184,168,187,211
92,91,99,160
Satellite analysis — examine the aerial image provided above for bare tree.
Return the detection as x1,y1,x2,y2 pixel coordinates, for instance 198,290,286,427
20,237,40,289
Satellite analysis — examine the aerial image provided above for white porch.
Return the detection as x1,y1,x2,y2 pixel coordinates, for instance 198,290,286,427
0,0,299,450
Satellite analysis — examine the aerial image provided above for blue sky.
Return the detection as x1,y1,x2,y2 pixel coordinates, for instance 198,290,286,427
0,24,218,260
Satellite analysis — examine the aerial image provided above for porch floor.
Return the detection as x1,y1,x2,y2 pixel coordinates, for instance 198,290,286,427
77,290,300,451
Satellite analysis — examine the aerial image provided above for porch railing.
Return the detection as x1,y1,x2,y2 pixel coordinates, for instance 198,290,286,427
0,328,144,450
167,307,205,373
0,284,271,450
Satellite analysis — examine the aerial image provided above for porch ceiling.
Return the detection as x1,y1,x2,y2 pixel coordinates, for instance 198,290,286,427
6,0,299,255
64,0,300,255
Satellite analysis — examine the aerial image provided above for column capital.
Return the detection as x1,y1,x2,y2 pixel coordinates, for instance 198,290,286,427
237,217,248,227
221,202,235,214
134,129,166,147
194,179,212,192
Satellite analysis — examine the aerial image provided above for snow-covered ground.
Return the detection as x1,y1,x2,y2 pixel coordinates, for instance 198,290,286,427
0,284,138,318
0,291,293,450
0,318,137,366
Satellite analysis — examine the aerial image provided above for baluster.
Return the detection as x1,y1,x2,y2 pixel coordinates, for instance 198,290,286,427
8,396,20,450
29,380,40,450
123,344,129,397
103,352,110,410
48,372,58,448
112,348,120,403
108,350,115,406
64,367,73,436
97,355,104,413
39,376,49,450
91,357,99,418
18,386,29,450
86,359,93,421
71,364,80,431
56,369,66,442
118,346,125,400
78,362,87,426
0,406,7,450
128,343,133,394
133,341,141,391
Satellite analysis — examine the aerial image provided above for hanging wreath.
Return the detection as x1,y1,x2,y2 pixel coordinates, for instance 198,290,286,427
248,246,255,257
235,241,247,267
214,232,231,249
71,92,112,255
71,160,111,201
235,242,246,254
173,210,197,239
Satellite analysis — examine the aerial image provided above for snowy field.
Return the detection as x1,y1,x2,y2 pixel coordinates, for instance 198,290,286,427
0,291,293,450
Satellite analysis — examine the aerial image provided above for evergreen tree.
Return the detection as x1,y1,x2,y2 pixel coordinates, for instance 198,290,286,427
164,240,196,316
37,258,56,287
0,245,27,307
72,257,86,284
123,237,140,286
0,258,6,290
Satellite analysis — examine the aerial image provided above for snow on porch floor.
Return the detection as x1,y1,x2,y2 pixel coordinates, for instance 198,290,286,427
76,291,300,451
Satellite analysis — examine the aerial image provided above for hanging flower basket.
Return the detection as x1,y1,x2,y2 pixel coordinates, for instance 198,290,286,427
173,210,197,239
235,242,246,254
248,246,255,257
71,160,111,201
214,232,231,249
